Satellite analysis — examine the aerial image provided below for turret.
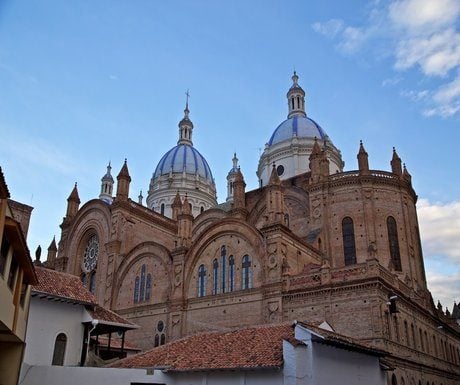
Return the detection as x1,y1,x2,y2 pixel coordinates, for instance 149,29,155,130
99,162,114,203
226,153,239,202
391,147,402,176
266,164,285,224
309,138,322,183
177,195,193,247
46,236,57,268
171,191,182,221
66,183,80,220
287,71,306,119
357,140,369,174
232,167,247,217
178,91,193,146
403,163,412,184
116,159,131,202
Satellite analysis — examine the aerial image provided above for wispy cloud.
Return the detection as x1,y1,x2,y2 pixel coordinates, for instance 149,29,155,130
2,128,78,176
312,0,460,117
417,198,460,306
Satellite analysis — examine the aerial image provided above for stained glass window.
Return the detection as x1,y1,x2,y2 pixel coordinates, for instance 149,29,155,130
213,258,219,295
134,276,140,303
221,246,226,294
197,264,206,297
89,270,96,294
242,255,252,290
145,273,152,301
140,264,146,301
229,255,235,292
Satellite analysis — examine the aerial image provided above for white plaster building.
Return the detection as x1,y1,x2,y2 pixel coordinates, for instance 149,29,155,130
23,267,137,368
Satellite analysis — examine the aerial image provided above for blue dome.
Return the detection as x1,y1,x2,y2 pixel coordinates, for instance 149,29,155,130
154,144,214,182
268,115,326,146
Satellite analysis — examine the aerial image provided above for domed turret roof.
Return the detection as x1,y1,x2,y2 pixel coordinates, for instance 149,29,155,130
153,144,214,182
268,115,326,147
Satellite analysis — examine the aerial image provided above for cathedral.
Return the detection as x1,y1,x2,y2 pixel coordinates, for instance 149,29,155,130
44,73,460,384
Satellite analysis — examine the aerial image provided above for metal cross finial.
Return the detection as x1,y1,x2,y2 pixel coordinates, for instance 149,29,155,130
185,89,190,108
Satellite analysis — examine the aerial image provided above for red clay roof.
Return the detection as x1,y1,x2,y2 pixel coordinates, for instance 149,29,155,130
33,266,96,305
112,323,294,371
88,305,136,328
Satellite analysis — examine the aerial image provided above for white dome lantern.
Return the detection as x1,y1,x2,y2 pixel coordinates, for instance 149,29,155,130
257,72,343,186
147,98,217,218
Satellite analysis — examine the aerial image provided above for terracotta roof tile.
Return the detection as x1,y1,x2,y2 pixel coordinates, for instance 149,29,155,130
88,305,136,328
112,323,294,371
33,266,96,305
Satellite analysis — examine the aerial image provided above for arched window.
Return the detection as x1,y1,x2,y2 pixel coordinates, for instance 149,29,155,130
134,276,140,303
411,323,416,348
89,271,96,294
160,203,165,215
387,216,402,271
242,255,252,290
197,264,206,297
160,334,165,345
154,334,159,347
342,217,357,265
80,273,87,286
391,373,398,385
145,273,152,301
52,333,67,366
404,321,409,347
139,264,146,301
419,328,424,351
213,258,219,295
200,206,204,214
228,256,235,292
221,246,226,294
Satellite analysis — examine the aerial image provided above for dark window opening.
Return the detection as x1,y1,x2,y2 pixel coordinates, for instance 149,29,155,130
387,216,402,271
0,235,9,276
342,217,357,265
52,333,67,366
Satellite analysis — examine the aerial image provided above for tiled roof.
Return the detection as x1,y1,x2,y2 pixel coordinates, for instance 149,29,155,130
33,266,96,305
93,336,141,351
112,323,294,371
88,305,136,328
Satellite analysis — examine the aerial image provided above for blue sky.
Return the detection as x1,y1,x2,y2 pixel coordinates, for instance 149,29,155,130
1,0,459,307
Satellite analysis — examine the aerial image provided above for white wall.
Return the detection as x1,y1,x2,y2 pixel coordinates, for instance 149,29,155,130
19,364,169,385
312,343,386,385
19,364,282,385
24,297,86,366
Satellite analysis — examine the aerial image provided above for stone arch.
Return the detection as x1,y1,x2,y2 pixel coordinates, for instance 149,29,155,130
184,219,265,299
114,242,172,310
65,201,111,277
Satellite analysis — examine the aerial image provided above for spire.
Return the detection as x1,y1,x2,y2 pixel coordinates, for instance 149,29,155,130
226,153,240,202
68,182,80,203
48,236,57,251
268,163,281,186
391,147,402,176
138,190,143,205
287,71,306,119
172,191,182,220
232,167,247,217
116,159,131,202
100,162,114,203
178,90,194,146
46,236,57,267
403,163,412,184
66,183,80,219
357,140,369,174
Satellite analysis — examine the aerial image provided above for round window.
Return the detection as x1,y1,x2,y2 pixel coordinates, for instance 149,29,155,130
157,320,164,332
276,165,284,176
